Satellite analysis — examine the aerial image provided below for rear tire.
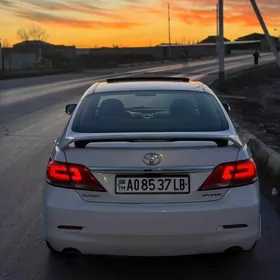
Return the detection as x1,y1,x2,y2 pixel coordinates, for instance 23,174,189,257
224,241,257,258
245,240,257,252
45,242,84,266
45,241,63,258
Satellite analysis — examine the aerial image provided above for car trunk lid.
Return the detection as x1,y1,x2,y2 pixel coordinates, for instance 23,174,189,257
60,132,242,203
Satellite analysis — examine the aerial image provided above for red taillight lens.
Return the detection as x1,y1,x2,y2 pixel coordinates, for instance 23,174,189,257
46,160,106,192
199,158,257,191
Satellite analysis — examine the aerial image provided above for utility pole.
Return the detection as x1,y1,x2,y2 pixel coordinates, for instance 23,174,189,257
274,28,280,39
0,39,2,72
216,3,219,54
218,0,225,81
249,0,280,68
168,2,171,58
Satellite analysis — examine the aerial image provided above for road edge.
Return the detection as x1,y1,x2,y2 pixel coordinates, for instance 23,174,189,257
232,122,280,187
209,66,280,195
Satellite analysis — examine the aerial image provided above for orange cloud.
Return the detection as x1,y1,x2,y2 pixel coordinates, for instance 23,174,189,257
15,11,142,29
25,0,124,19
167,0,280,28
0,0,14,6
128,5,163,15
3,0,279,30
1,0,279,46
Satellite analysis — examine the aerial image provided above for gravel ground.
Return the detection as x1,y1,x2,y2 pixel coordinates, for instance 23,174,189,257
214,62,280,207
217,62,280,153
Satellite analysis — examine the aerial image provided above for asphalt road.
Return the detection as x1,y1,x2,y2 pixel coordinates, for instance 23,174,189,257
1,53,280,280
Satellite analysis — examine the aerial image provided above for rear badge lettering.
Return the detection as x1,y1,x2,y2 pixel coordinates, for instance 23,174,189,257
82,194,100,198
202,193,222,197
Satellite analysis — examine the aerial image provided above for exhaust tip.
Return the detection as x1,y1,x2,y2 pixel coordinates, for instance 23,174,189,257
224,246,243,256
62,248,82,256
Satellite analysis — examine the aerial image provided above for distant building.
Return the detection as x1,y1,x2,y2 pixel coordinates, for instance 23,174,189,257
1,47,37,71
76,48,91,55
236,33,279,50
13,40,76,60
199,36,230,44
236,32,278,41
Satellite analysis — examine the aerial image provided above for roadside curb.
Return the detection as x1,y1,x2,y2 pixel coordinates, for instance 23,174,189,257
234,123,280,187
210,75,280,194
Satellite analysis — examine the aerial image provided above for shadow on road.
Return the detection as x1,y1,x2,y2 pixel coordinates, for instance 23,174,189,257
45,251,255,280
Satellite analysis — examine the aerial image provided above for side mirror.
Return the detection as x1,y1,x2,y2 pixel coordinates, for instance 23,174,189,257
65,104,77,115
222,102,230,112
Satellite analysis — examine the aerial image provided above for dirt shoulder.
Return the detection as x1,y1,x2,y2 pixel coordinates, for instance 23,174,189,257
216,62,280,153
212,62,280,208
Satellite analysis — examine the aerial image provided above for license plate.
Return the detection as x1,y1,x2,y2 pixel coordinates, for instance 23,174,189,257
115,175,190,194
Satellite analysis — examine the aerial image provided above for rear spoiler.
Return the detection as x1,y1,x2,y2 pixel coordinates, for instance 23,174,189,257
58,132,243,149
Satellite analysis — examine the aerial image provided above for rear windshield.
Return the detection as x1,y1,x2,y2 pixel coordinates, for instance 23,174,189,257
72,90,229,133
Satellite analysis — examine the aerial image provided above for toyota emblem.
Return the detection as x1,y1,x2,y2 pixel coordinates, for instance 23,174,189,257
142,153,162,166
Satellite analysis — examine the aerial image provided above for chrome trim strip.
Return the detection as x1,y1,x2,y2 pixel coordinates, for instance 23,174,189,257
89,165,215,173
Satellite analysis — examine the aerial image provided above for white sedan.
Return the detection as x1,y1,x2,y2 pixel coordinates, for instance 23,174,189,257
42,76,261,257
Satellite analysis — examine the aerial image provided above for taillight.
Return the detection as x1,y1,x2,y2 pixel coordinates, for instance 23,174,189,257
199,158,257,191
46,160,106,192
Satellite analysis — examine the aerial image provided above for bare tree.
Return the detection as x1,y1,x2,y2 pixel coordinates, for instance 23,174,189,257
17,28,30,41
1,38,10,48
16,25,49,42
29,25,48,41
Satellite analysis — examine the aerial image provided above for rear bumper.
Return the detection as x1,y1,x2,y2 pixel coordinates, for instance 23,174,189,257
42,183,261,256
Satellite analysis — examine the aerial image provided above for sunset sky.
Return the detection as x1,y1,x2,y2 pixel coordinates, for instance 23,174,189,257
0,0,279,47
